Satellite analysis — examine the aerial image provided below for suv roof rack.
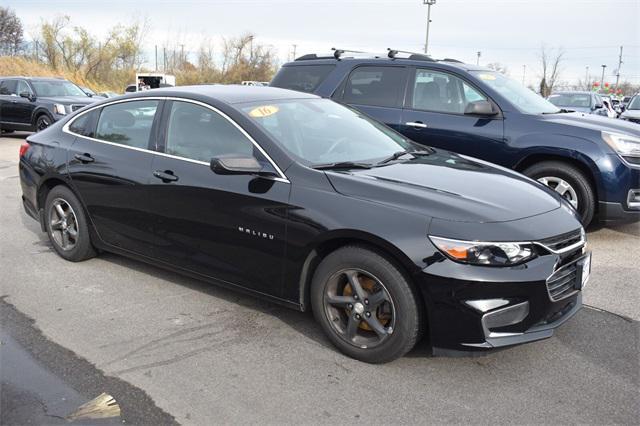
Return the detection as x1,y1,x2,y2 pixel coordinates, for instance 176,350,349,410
440,58,464,63
387,48,435,62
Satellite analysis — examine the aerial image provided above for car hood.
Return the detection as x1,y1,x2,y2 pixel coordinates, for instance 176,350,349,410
542,111,640,135
325,151,561,223
621,109,640,119
37,96,96,105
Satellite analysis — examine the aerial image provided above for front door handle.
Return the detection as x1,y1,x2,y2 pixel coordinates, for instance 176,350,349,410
153,170,179,183
74,153,94,163
405,121,428,129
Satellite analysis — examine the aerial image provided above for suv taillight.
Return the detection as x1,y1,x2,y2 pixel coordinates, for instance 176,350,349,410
19,142,30,158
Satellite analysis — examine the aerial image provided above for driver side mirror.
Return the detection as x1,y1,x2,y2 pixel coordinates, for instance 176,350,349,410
593,103,603,110
210,155,264,175
464,100,496,116
19,91,34,101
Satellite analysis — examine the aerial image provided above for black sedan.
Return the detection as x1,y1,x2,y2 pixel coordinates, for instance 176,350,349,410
18,86,591,363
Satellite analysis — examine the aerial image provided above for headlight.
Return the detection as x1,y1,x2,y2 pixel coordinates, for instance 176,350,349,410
429,236,536,266
602,131,640,165
53,104,67,115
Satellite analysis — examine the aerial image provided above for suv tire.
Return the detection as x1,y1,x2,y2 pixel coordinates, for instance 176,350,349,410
523,161,595,226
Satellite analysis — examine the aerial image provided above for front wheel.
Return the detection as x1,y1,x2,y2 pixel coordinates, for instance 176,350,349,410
523,161,595,226
36,114,52,132
311,246,422,363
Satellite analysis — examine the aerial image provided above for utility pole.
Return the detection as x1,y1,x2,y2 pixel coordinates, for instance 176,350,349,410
163,47,167,72
615,45,623,88
180,44,185,66
585,66,589,90
522,64,526,85
600,64,607,89
476,51,481,66
292,44,297,61
155,45,158,71
423,0,436,55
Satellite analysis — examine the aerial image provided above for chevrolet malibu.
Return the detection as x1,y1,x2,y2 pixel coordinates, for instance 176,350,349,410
19,86,591,363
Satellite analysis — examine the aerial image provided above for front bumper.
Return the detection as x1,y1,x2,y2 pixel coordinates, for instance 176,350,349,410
415,249,589,352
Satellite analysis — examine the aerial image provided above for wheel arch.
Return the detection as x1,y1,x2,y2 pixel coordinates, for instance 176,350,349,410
514,152,600,210
32,107,54,128
297,230,422,313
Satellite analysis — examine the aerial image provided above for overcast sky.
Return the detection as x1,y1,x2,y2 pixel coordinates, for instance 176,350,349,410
7,0,640,86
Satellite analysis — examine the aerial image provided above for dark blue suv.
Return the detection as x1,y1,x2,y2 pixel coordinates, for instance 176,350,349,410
271,51,640,226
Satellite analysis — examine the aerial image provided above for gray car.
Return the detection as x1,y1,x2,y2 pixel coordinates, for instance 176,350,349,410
619,95,640,124
547,91,609,116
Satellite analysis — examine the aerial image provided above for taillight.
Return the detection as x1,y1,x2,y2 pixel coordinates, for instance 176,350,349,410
19,142,30,158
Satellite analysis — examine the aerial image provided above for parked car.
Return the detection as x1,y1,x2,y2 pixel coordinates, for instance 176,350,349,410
270,52,640,225
619,94,640,124
98,91,120,98
19,86,590,363
599,95,617,118
0,76,97,132
125,73,176,93
547,91,609,116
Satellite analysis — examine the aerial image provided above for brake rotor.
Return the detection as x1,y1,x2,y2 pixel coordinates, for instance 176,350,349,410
343,274,391,331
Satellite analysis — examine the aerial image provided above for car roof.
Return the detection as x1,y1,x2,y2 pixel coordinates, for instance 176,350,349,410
129,84,319,104
1,76,69,81
282,56,488,72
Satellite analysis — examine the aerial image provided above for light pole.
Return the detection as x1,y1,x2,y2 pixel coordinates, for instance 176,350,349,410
476,51,481,65
600,64,607,89
423,0,436,55
585,66,589,90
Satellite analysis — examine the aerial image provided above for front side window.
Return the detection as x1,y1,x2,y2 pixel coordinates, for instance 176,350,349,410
95,100,159,149
241,98,413,166
30,80,87,97
17,80,33,96
470,71,559,114
165,101,254,163
270,64,335,93
343,66,406,108
412,69,487,114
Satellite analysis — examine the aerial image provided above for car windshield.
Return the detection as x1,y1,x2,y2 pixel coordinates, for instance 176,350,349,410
31,80,87,97
470,71,560,114
627,96,640,110
548,93,592,108
240,98,413,166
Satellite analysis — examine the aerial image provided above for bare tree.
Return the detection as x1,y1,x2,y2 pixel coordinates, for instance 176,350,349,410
0,6,24,55
538,45,564,97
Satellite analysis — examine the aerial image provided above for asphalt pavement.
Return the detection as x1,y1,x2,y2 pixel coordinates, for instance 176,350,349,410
1,132,638,424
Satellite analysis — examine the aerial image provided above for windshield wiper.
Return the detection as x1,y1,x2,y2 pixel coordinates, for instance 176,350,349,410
376,149,433,165
312,161,372,170
543,108,572,114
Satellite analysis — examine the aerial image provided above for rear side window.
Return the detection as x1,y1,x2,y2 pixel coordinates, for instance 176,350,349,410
69,109,99,138
95,100,159,149
343,66,406,108
270,65,335,93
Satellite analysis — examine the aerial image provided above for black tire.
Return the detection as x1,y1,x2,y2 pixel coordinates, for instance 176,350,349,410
35,114,52,132
44,185,96,262
310,245,422,363
523,161,595,226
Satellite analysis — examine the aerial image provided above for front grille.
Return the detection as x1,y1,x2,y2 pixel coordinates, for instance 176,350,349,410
71,104,84,112
538,228,583,253
546,262,579,301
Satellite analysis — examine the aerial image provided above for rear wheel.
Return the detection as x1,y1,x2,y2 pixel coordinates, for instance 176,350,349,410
44,185,96,262
523,161,595,226
311,245,422,363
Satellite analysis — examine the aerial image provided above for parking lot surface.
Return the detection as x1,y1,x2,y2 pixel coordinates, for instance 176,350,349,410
1,133,638,424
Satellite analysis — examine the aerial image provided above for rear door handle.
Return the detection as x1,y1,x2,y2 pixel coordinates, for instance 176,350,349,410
153,170,179,183
405,121,428,129
74,153,94,163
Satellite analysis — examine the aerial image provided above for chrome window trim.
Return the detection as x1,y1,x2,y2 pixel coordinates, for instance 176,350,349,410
61,96,290,183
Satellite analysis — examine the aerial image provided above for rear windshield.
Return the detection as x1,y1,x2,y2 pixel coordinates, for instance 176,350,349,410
270,64,335,93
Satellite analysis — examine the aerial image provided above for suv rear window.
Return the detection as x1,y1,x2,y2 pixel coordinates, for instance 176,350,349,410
342,66,406,108
270,65,335,93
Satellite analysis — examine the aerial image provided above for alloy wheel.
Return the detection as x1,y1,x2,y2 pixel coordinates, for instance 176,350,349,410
323,268,396,349
37,116,52,131
48,198,79,251
537,176,579,210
